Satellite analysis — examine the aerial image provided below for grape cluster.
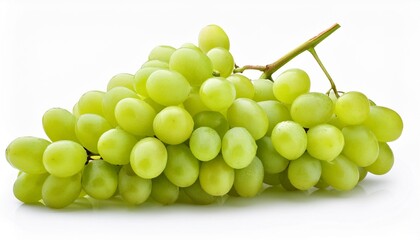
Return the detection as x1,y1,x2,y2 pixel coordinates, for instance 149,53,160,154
5,24,403,209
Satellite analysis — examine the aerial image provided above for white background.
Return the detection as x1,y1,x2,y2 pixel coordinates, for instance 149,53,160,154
0,0,419,239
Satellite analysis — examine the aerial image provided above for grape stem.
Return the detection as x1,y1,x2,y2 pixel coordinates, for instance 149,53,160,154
233,23,340,96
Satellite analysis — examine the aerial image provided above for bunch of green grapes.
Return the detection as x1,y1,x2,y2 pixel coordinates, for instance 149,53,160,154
5,24,403,209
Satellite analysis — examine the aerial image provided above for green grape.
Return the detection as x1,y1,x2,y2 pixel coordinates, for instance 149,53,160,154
279,170,298,191
193,111,229,138
314,178,330,189
256,136,289,174
271,121,307,160
118,164,152,205
164,144,200,187
290,92,334,128
306,124,345,161
13,172,48,204
328,114,348,129
263,172,281,186
273,68,310,104
82,160,119,200
42,108,79,142
141,60,169,69
133,67,159,97
199,77,236,111
146,69,191,106
151,174,179,205
222,127,257,169
75,113,112,154
6,136,50,174
97,128,138,165
257,100,291,135
234,157,264,197
199,155,234,196
130,137,167,179
43,140,87,177
207,47,234,77
342,125,379,167
102,86,139,127
183,88,210,117
252,79,276,101
77,90,105,116
180,42,202,51
169,47,213,87
226,74,255,99
153,106,194,145
198,24,230,53
107,73,135,91
365,142,394,175
42,174,82,209
287,153,322,190
183,180,216,205
72,102,80,118
114,98,156,137
148,45,176,63
358,167,368,182
227,98,269,140
334,91,370,125
363,105,403,142
143,97,165,113
189,127,221,161
321,155,359,191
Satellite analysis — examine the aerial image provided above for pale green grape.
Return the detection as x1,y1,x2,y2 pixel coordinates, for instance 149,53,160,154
183,88,210,117
257,100,291,135
13,172,48,204
198,24,230,53
227,98,269,140
334,91,370,125
169,47,213,87
271,121,307,160
279,170,298,191
252,79,276,101
42,108,78,142
193,111,229,138
365,142,394,175
114,98,156,137
42,174,82,209
118,164,152,205
97,128,138,165
306,124,344,161
256,136,289,174
107,73,135,91
151,174,179,205
207,47,234,78
199,77,236,111
82,160,119,200
199,155,234,196
189,127,221,161
287,153,321,190
75,113,112,154
148,45,176,63
273,68,310,104
133,67,159,97
180,42,202,51
363,105,403,142
6,136,50,174
226,74,255,99
263,172,281,186
342,125,379,167
321,155,359,191
164,144,200,187
141,60,169,69
130,137,167,179
290,92,334,128
43,140,87,177
222,127,257,169
146,69,191,106
153,106,194,145
77,90,105,116
233,157,264,197
72,103,80,118
143,97,165,113
183,180,216,205
103,86,139,127
358,167,368,182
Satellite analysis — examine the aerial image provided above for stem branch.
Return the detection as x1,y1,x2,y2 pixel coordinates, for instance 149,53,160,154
308,47,339,98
